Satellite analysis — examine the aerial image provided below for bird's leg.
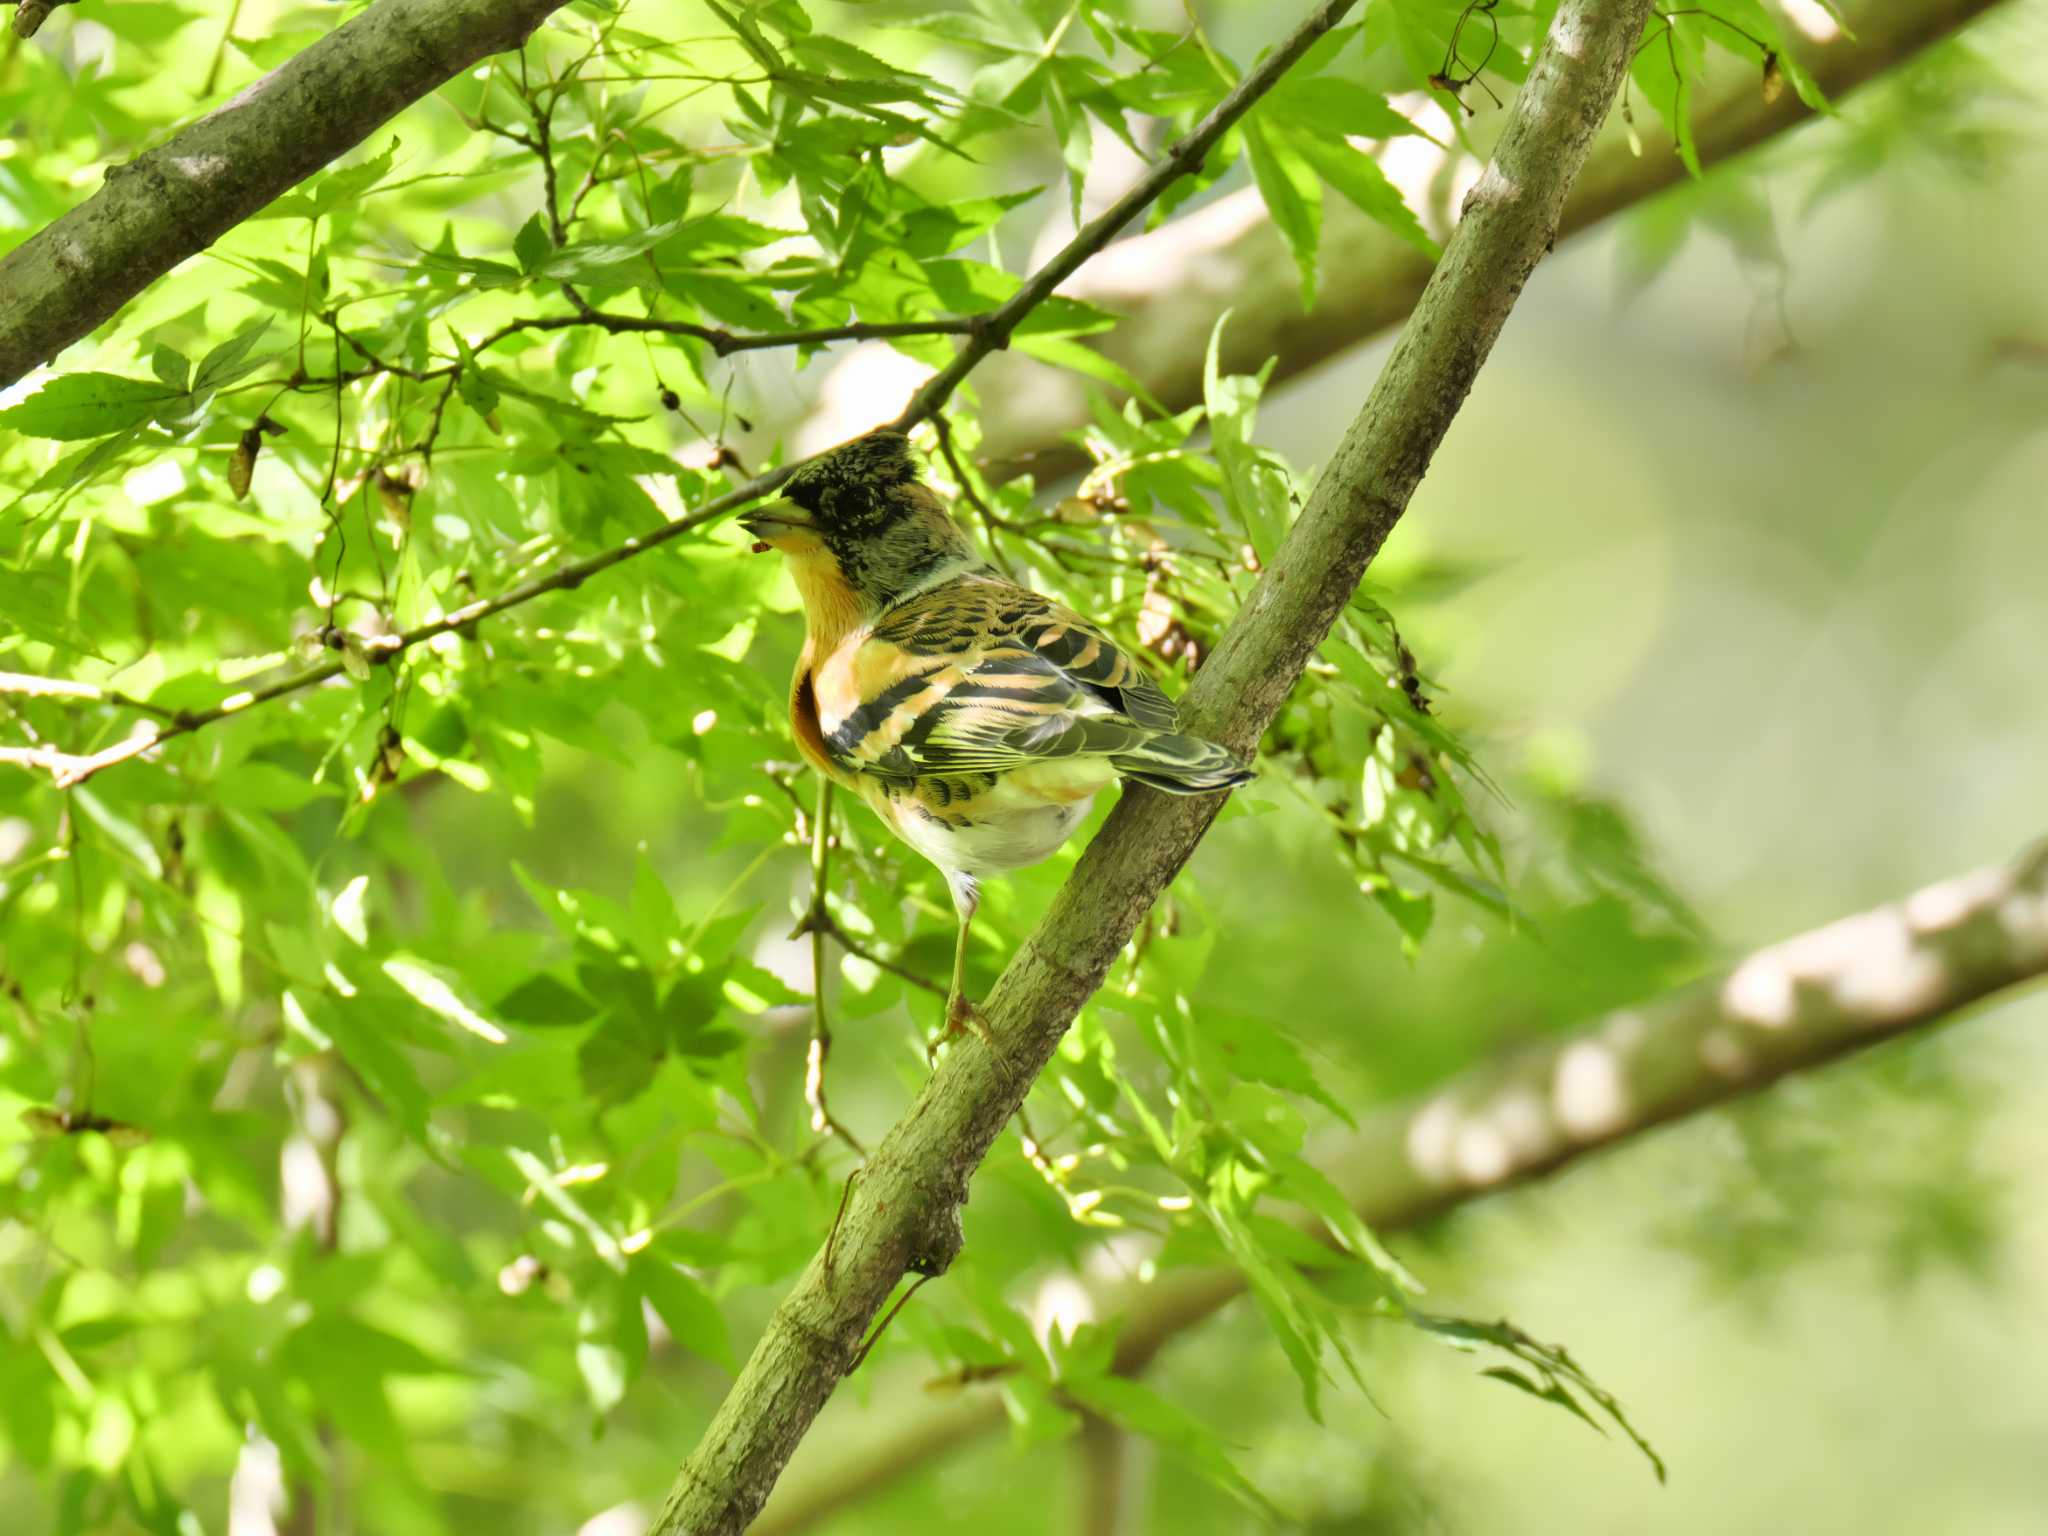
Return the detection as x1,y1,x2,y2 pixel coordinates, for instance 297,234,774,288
931,874,997,1059
946,908,989,1040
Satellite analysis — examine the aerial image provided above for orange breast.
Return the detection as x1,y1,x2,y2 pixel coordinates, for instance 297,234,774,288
789,668,844,782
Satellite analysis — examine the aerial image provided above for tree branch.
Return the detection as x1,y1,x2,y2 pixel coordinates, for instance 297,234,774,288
752,838,2048,1533
968,0,2010,478
0,0,572,387
10,0,75,40
475,311,982,360
288,312,989,395
1076,1414,1129,1536
646,2,1656,1530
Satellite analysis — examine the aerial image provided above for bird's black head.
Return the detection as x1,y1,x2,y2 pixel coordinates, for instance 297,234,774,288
739,430,979,611
780,431,922,536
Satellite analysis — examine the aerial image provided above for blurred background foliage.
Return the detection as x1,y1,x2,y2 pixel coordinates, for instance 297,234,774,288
1,0,2045,1532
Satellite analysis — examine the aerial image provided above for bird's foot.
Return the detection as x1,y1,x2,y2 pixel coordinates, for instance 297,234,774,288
927,990,997,1064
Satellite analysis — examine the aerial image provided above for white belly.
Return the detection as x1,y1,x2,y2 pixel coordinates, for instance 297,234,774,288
894,793,1095,881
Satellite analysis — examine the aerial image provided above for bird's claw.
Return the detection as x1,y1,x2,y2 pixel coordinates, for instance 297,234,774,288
928,992,997,1063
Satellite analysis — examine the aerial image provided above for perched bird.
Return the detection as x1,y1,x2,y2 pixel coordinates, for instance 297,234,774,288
739,430,1253,1040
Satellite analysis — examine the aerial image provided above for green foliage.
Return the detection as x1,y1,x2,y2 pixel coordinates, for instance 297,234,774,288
1623,0,1823,176
1408,1310,1665,1481
0,1,2003,1533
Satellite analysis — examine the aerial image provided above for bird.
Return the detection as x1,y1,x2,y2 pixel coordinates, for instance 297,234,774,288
738,429,1254,1044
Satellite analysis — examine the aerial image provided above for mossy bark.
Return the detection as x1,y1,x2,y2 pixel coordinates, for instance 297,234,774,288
0,0,568,387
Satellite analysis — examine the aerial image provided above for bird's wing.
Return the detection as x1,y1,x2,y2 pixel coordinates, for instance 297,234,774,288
821,579,1180,779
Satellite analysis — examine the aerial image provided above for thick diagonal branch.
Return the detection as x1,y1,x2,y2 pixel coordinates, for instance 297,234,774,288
0,0,571,387
753,839,2048,1533
647,2,1656,1531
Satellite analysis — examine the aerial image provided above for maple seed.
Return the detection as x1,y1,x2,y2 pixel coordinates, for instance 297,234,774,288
228,430,259,501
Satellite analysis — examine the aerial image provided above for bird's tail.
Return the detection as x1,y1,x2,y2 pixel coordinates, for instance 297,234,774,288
1111,731,1256,795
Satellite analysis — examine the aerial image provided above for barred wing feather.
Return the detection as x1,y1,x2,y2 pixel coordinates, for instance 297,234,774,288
833,579,1252,794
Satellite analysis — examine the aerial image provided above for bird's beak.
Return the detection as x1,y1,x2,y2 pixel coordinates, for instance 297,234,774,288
737,497,817,554
737,497,813,538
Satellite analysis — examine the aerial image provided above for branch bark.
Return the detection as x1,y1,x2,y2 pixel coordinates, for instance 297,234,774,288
11,0,77,40
0,0,571,388
753,838,2048,1534
967,0,2010,478
648,1,1656,1529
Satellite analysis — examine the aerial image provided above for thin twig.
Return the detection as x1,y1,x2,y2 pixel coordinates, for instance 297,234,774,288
1013,1101,1068,1190
270,311,985,401
199,0,246,96
931,412,1018,579
469,310,979,360
845,1274,934,1375
798,779,865,1155
881,0,1350,438
815,915,947,998
0,744,87,774
0,672,181,722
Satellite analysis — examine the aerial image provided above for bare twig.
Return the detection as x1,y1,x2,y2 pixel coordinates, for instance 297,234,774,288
797,779,865,1156
844,1274,935,1376
814,916,947,998
275,312,987,399
931,412,1019,579
0,744,87,774
472,310,980,360
0,672,181,722
877,0,1368,440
